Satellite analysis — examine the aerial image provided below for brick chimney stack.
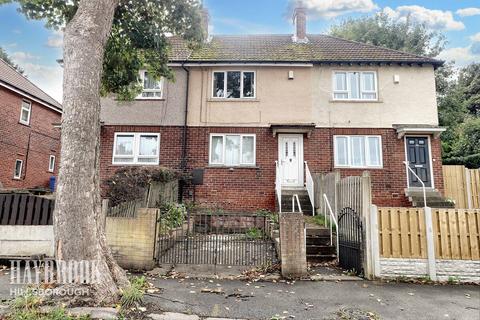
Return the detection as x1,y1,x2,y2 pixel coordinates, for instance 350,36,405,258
292,2,308,43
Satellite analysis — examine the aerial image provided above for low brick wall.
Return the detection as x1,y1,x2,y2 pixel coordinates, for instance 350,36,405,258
379,258,480,283
106,208,158,270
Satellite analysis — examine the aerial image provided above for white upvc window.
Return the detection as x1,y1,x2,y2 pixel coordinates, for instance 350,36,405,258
212,71,256,99
112,132,160,165
137,70,164,99
48,155,55,172
333,71,378,101
19,100,31,125
334,135,383,168
14,159,23,179
209,134,256,166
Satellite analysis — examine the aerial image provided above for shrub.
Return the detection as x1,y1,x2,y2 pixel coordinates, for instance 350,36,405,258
443,153,480,169
120,276,148,309
104,167,182,206
159,202,187,231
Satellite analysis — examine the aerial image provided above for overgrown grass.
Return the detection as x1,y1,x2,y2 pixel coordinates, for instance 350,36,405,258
306,214,336,231
245,227,264,240
120,276,148,309
8,288,90,320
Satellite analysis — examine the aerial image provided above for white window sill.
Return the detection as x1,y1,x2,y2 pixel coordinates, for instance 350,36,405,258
111,162,159,166
330,99,382,103
13,177,21,180
134,98,165,101
208,98,259,103
334,166,384,170
207,165,259,169
19,121,30,126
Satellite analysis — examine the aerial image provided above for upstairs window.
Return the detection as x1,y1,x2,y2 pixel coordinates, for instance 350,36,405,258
334,135,382,168
113,133,160,165
209,134,256,166
213,71,255,99
19,100,31,125
333,71,377,101
138,71,163,99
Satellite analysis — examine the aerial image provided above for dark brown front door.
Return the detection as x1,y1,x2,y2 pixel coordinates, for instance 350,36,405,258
406,137,432,188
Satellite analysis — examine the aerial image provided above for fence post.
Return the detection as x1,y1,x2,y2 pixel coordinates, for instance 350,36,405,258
424,206,437,281
361,171,373,279
465,167,473,209
101,199,109,229
369,204,381,278
279,212,307,278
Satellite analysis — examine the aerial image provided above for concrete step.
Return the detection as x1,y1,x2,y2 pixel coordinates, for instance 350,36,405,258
412,201,455,208
306,245,336,255
306,227,330,237
306,254,337,263
306,235,332,246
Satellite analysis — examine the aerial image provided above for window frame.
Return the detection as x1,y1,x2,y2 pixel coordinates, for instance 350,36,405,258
332,71,378,101
13,159,23,179
333,135,383,169
112,132,160,165
48,155,55,173
19,100,32,125
211,71,256,99
137,70,164,100
209,133,256,166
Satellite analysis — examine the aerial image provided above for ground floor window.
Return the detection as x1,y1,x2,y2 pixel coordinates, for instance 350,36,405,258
48,155,55,172
112,132,160,165
209,134,256,166
334,135,382,168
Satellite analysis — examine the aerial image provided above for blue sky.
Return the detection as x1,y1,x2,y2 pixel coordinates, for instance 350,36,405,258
1,0,479,102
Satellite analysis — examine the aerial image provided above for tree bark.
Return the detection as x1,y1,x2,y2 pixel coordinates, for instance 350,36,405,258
54,0,128,304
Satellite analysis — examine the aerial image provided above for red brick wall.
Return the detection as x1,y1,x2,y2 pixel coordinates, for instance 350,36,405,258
99,125,444,211
0,87,61,189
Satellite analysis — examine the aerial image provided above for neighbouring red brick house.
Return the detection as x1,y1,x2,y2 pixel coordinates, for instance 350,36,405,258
100,6,450,212
0,59,62,190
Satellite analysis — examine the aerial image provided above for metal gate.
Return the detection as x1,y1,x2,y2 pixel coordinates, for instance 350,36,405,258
338,207,363,275
156,211,277,266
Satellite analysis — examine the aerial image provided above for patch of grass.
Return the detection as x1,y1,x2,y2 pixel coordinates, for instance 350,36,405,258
448,276,459,284
245,227,264,240
8,289,90,320
120,276,147,309
305,214,336,231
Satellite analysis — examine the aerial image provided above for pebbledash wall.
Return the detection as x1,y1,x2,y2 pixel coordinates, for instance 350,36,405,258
100,125,443,211
0,88,61,189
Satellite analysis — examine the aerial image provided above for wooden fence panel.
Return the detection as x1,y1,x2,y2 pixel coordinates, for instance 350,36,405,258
443,165,480,209
377,207,427,258
433,208,480,260
0,193,54,225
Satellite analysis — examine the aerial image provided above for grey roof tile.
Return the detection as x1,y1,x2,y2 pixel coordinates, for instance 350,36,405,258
0,58,62,111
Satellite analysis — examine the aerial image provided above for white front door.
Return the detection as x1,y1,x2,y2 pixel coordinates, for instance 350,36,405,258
278,134,304,187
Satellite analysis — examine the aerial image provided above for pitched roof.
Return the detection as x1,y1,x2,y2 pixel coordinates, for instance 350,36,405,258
0,58,62,112
169,34,442,66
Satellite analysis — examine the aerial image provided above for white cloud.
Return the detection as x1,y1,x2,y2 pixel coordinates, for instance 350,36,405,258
382,5,465,31
438,46,480,67
288,0,378,19
470,33,480,42
10,51,63,102
46,30,63,48
456,7,480,17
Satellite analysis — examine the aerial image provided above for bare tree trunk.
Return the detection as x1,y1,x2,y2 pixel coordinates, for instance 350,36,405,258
54,0,128,304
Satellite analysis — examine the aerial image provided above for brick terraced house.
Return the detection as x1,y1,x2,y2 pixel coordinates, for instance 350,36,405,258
100,6,449,212
0,59,62,190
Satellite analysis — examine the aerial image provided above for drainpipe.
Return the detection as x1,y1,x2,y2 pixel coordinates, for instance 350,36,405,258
181,61,189,171
180,61,190,203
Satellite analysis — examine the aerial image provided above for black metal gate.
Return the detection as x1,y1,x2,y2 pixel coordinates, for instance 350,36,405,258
156,211,277,266
338,207,363,275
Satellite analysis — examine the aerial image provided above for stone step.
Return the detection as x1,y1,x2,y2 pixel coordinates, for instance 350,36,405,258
412,201,455,208
306,235,332,245
306,227,330,236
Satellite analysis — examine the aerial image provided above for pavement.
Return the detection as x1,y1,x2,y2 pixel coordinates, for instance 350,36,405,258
146,278,480,320
1,266,479,319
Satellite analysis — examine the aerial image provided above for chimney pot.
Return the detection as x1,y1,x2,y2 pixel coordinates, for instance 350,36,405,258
292,2,307,43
